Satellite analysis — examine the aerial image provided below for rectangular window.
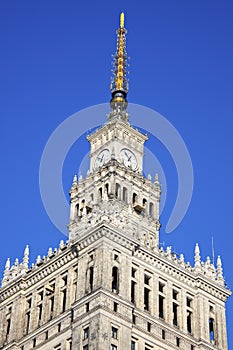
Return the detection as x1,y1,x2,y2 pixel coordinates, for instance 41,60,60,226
58,323,61,332
187,297,192,307
112,327,118,339
89,266,94,291
147,322,151,332
159,295,164,318
38,304,42,321
113,302,118,312
131,281,136,303
187,311,192,333
173,303,178,326
159,282,164,292
144,274,150,285
38,290,43,301
54,345,61,350
86,303,89,312
132,314,136,324
132,268,136,278
45,330,48,340
26,311,30,334
84,327,89,340
33,338,36,348
173,289,178,300
66,338,72,350
131,341,135,350
209,318,215,342
83,346,88,350
144,287,150,311
162,329,165,340
176,337,180,347
62,289,67,312
6,319,11,335
110,345,117,350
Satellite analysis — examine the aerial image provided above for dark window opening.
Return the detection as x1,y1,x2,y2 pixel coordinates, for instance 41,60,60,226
105,183,109,194
27,298,32,309
173,303,178,326
58,323,61,332
144,274,150,285
112,266,119,292
131,341,135,350
144,287,150,311
38,304,42,321
26,312,30,334
62,289,67,312
84,327,89,340
110,345,117,350
159,295,164,318
112,327,118,339
123,187,128,203
176,337,180,347
76,204,80,216
132,314,136,324
114,302,118,312
209,318,215,342
162,329,166,340
86,303,89,312
45,331,48,340
191,345,194,350
131,281,136,303
6,319,11,338
114,254,119,261
89,266,94,291
50,296,54,313
132,193,137,204
62,276,67,287
187,297,192,307
38,290,43,301
143,198,147,207
187,311,192,333
33,338,36,347
147,322,151,332
173,290,178,300
132,268,136,278
159,282,164,292
83,345,88,350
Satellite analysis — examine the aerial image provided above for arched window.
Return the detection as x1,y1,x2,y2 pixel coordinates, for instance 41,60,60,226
143,198,147,207
112,266,119,293
105,183,109,194
123,187,128,203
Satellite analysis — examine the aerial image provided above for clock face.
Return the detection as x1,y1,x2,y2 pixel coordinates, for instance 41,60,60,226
95,149,110,168
120,149,137,170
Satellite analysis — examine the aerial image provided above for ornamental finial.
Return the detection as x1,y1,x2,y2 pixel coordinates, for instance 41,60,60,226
120,12,124,28
109,12,129,122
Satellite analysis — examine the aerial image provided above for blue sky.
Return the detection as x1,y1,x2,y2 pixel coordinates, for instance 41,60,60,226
0,0,233,346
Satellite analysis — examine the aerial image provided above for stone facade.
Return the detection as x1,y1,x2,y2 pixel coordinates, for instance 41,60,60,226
0,12,231,350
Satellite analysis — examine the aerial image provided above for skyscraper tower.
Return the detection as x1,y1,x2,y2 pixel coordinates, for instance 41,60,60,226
0,13,231,350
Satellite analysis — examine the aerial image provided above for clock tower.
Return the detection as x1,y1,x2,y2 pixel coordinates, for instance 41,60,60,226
68,12,161,245
0,12,231,350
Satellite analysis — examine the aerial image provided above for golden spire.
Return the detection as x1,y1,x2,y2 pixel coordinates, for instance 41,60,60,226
110,12,129,107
